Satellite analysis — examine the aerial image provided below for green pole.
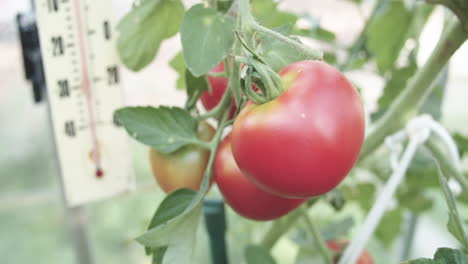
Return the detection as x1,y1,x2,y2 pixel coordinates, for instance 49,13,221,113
203,199,228,264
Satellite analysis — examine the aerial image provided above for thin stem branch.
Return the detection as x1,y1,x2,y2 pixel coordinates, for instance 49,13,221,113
194,140,212,150
197,87,232,120
300,206,333,264
200,107,232,191
427,0,468,31
359,18,468,161
252,24,323,60
238,0,322,61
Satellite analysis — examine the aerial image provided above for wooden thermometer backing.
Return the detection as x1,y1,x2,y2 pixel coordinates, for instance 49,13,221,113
35,0,134,206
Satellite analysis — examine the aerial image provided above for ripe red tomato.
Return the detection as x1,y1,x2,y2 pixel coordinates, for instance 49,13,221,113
214,134,305,221
231,60,365,198
327,240,373,264
149,122,215,193
201,63,237,118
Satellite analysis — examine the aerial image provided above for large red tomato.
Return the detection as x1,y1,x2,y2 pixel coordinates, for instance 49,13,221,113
327,240,373,264
149,122,215,193
214,135,305,221
231,60,365,198
201,63,237,118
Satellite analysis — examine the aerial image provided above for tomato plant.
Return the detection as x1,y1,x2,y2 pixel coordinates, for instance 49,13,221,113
232,60,365,198
149,121,215,193
214,134,305,221
113,0,468,263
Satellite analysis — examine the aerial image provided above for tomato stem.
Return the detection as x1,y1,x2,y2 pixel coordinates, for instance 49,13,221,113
252,23,323,61
260,208,303,250
197,106,232,198
197,88,232,120
234,30,264,62
300,206,333,264
185,90,203,111
260,198,319,250
426,0,468,31
197,57,234,120
360,17,468,161
195,141,212,150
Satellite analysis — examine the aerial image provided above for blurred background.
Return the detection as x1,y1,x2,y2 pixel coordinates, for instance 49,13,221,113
1,0,468,263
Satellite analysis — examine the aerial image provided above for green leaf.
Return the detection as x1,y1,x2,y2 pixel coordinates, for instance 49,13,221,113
217,0,234,13
292,14,336,43
245,245,277,264
185,69,208,99
375,208,403,248
397,189,433,213
320,217,355,241
433,248,468,263
323,52,337,65
379,59,417,109
184,69,208,110
115,106,199,153
405,149,440,189
151,247,167,264
402,248,468,264
137,201,203,264
294,248,326,264
401,259,434,264
343,183,376,211
434,160,468,252
252,0,298,28
366,0,411,73
181,4,235,76
325,189,346,211
117,0,184,71
170,52,186,90
148,189,196,232
313,27,336,43
372,55,417,120
453,133,468,156
145,189,195,261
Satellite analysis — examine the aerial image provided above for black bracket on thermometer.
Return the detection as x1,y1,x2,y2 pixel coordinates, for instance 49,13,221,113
16,11,46,103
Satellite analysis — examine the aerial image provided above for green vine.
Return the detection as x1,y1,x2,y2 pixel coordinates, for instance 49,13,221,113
300,206,333,264
360,17,468,160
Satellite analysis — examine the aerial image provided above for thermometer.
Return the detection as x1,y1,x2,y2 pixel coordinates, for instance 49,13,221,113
35,0,134,206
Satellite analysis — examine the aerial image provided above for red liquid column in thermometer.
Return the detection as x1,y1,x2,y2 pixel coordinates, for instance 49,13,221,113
73,0,103,178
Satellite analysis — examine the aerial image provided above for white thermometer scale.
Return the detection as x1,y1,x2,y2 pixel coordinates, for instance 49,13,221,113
35,0,134,206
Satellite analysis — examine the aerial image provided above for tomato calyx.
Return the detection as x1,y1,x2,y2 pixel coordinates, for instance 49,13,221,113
234,32,285,104
239,59,285,104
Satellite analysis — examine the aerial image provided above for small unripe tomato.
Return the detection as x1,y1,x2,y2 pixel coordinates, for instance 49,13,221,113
149,122,215,193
